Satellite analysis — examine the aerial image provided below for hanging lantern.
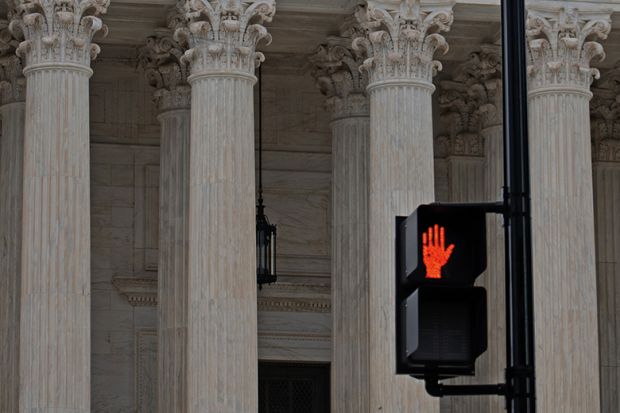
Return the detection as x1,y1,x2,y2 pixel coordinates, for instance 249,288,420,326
256,66,277,286
256,200,277,285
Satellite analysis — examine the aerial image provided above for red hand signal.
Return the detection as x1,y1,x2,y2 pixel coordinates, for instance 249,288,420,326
422,224,455,279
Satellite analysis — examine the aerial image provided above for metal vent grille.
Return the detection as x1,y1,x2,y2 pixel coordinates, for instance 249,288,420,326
258,363,329,413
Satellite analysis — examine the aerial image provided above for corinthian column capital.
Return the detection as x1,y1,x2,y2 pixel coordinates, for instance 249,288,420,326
453,44,503,129
139,25,190,112
310,17,369,120
174,0,275,81
591,63,620,162
0,21,25,105
436,81,483,158
8,0,109,72
526,3,612,94
352,0,454,89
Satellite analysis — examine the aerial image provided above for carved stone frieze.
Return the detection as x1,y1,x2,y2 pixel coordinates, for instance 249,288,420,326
526,4,612,93
9,0,110,70
591,63,620,162
310,17,369,120
174,0,276,80
138,27,190,112
352,0,454,89
0,20,25,105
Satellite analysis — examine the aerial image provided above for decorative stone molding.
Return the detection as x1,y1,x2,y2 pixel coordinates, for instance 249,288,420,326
138,27,190,112
112,277,331,313
112,277,158,307
591,63,620,162
310,17,369,120
526,4,612,93
174,0,276,80
0,20,25,105
352,0,454,89
9,0,110,71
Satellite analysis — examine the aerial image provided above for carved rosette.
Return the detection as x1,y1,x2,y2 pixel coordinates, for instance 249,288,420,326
352,0,454,89
174,0,275,81
526,5,612,93
8,0,110,71
310,20,369,120
139,28,191,112
0,21,25,105
591,64,620,162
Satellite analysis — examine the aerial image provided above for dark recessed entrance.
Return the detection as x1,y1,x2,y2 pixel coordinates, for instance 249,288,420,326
258,362,330,413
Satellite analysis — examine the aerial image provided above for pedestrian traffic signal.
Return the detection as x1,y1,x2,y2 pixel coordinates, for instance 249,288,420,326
396,204,488,379
399,204,487,288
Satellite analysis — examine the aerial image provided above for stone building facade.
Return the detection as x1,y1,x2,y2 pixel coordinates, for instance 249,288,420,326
0,0,619,412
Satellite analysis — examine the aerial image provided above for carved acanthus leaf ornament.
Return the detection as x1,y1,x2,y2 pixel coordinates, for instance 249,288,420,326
526,5,611,92
174,0,275,79
9,0,110,69
591,63,620,162
310,18,369,119
139,28,191,111
435,45,502,158
352,0,454,88
0,20,25,104
436,80,483,157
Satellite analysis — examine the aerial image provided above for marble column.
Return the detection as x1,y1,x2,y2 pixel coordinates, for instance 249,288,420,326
590,64,620,413
310,24,370,413
174,1,275,411
353,1,453,411
0,26,25,412
9,1,108,411
139,27,191,413
526,5,610,412
438,46,505,413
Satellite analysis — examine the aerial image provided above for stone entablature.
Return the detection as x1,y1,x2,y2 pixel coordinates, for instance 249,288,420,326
9,0,109,71
310,17,369,120
174,0,275,80
353,0,454,89
526,3,612,94
138,26,190,112
592,63,620,162
0,21,24,105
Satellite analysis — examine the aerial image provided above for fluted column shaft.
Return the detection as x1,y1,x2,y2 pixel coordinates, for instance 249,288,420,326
330,115,370,412
9,1,109,410
525,5,610,411
368,82,436,411
591,65,620,413
353,2,453,410
186,73,258,412
593,160,620,413
20,64,92,412
0,100,25,412
479,122,505,413
138,26,192,413
528,87,600,412
157,107,190,413
175,2,275,410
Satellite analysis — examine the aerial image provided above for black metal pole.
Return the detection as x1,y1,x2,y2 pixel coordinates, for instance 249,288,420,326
501,0,536,412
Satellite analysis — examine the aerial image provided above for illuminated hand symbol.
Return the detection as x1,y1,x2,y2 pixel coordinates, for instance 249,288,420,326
422,224,455,279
